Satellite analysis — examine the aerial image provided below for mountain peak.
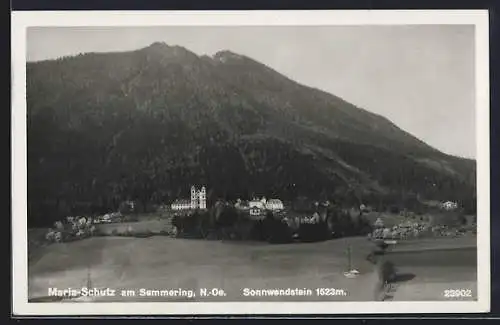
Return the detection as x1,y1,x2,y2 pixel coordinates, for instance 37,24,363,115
142,42,198,59
212,50,246,63
26,43,476,221
147,41,169,49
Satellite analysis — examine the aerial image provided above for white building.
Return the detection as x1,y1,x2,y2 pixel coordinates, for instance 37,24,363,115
191,185,207,209
301,212,320,224
249,199,265,210
249,197,284,211
441,201,458,211
171,185,207,211
249,207,264,217
171,199,192,211
265,199,284,211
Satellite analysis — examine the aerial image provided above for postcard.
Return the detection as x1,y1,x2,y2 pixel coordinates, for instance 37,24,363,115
11,9,490,315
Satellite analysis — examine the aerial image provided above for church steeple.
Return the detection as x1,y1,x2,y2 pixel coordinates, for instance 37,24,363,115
199,186,207,209
190,185,197,209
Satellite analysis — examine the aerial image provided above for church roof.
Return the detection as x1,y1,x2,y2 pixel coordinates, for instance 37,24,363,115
172,199,191,205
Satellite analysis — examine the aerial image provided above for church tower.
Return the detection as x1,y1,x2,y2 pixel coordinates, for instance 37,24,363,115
199,186,207,209
190,185,197,209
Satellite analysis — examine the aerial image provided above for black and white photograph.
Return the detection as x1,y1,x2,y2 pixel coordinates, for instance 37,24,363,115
12,10,490,315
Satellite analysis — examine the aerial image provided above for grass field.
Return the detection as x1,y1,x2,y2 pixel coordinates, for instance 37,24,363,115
96,218,173,235
28,234,477,302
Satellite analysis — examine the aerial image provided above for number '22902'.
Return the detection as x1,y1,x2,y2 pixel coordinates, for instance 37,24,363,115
443,289,472,298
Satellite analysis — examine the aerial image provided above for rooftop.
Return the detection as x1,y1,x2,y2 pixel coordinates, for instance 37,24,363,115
172,199,191,205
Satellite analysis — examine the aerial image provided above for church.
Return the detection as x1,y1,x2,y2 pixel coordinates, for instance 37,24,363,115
171,186,207,211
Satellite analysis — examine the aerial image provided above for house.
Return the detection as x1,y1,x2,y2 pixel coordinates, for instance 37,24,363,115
249,198,266,210
441,201,458,211
249,197,284,211
265,199,284,211
300,212,321,224
249,207,265,217
171,199,192,211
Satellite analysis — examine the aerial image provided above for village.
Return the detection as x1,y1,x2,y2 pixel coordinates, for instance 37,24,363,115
30,184,478,304
170,186,285,217
39,184,475,247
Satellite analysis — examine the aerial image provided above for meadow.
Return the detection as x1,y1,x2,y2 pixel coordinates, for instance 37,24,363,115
28,232,477,302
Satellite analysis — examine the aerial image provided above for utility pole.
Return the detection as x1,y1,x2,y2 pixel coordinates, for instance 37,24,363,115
347,245,352,271
86,263,92,289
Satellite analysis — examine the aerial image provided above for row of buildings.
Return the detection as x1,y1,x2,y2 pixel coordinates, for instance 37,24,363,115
170,186,284,215
237,197,285,216
170,186,459,215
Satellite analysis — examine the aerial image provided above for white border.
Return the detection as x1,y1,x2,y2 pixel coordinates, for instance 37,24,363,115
11,10,490,316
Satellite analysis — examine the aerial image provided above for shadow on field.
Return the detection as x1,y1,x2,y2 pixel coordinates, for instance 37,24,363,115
367,238,477,301
392,273,416,283
374,263,417,301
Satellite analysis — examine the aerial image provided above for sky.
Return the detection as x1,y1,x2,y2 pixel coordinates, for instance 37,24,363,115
27,25,476,159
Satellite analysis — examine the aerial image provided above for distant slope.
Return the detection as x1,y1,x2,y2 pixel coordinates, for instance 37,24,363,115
26,42,476,226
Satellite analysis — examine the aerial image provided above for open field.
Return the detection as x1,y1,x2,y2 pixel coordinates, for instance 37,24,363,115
28,234,477,302
96,218,173,235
